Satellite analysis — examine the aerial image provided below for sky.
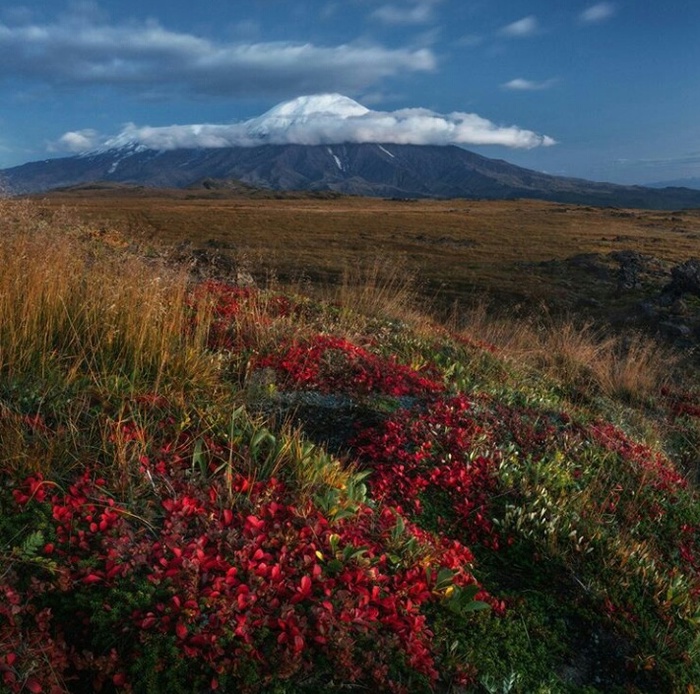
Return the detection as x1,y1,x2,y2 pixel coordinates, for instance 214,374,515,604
1,0,700,185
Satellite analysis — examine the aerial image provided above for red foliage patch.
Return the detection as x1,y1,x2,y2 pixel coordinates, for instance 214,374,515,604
188,281,296,351
257,334,443,398
2,430,489,692
661,387,700,419
353,395,501,550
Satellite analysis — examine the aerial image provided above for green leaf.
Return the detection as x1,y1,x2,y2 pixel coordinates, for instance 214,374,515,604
20,529,44,558
343,545,369,563
191,438,206,475
435,567,455,592
459,584,481,601
326,559,343,574
446,583,491,616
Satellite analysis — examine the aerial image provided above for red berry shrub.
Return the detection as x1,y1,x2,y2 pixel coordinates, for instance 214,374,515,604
353,395,501,550
588,422,688,496
2,431,488,693
257,335,443,398
661,387,700,420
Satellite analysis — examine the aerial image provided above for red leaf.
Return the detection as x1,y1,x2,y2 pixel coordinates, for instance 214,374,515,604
245,515,264,532
25,678,43,693
141,615,157,629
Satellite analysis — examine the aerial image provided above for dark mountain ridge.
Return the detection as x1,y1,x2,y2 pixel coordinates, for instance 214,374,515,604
3,142,700,210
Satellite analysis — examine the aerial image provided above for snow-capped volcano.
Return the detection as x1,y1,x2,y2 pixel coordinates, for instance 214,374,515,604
80,139,151,158
253,94,370,126
245,93,372,142
7,136,700,210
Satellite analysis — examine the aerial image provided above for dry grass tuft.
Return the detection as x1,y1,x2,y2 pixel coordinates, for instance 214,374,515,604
318,255,432,333
458,302,677,403
0,199,217,392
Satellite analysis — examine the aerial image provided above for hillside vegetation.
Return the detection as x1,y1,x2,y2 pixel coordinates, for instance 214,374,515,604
1,199,699,693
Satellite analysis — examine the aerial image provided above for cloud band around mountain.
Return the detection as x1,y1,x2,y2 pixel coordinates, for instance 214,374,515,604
54,95,556,153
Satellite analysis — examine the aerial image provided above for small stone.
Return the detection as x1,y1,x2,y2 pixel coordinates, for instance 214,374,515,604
658,321,692,339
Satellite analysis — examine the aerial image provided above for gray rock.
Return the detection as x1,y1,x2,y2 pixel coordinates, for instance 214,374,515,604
610,250,647,291
666,259,700,297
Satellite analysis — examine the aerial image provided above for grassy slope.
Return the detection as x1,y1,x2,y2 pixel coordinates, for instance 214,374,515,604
1,199,699,693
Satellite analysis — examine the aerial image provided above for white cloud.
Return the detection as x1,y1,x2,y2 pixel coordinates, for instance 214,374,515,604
49,129,101,152
51,93,557,153
502,78,557,91
372,0,443,25
499,15,539,38
455,34,484,49
579,3,616,23
0,14,434,97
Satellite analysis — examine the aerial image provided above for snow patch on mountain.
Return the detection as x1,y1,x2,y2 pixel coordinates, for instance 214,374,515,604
326,146,344,171
80,140,151,159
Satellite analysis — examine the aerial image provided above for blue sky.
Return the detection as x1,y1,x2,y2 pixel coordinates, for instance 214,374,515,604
1,0,699,184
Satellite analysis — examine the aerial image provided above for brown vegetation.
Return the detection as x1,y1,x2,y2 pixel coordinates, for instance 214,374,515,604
27,192,700,314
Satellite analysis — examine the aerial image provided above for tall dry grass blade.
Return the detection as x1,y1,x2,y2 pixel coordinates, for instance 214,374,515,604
323,255,431,332
0,200,218,391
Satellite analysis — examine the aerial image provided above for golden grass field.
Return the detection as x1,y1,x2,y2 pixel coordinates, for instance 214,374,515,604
29,189,700,318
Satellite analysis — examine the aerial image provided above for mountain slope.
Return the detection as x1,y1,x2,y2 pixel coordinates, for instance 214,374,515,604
4,142,700,209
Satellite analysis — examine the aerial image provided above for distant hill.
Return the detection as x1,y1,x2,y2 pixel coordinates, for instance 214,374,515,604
648,177,700,191
4,141,700,210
